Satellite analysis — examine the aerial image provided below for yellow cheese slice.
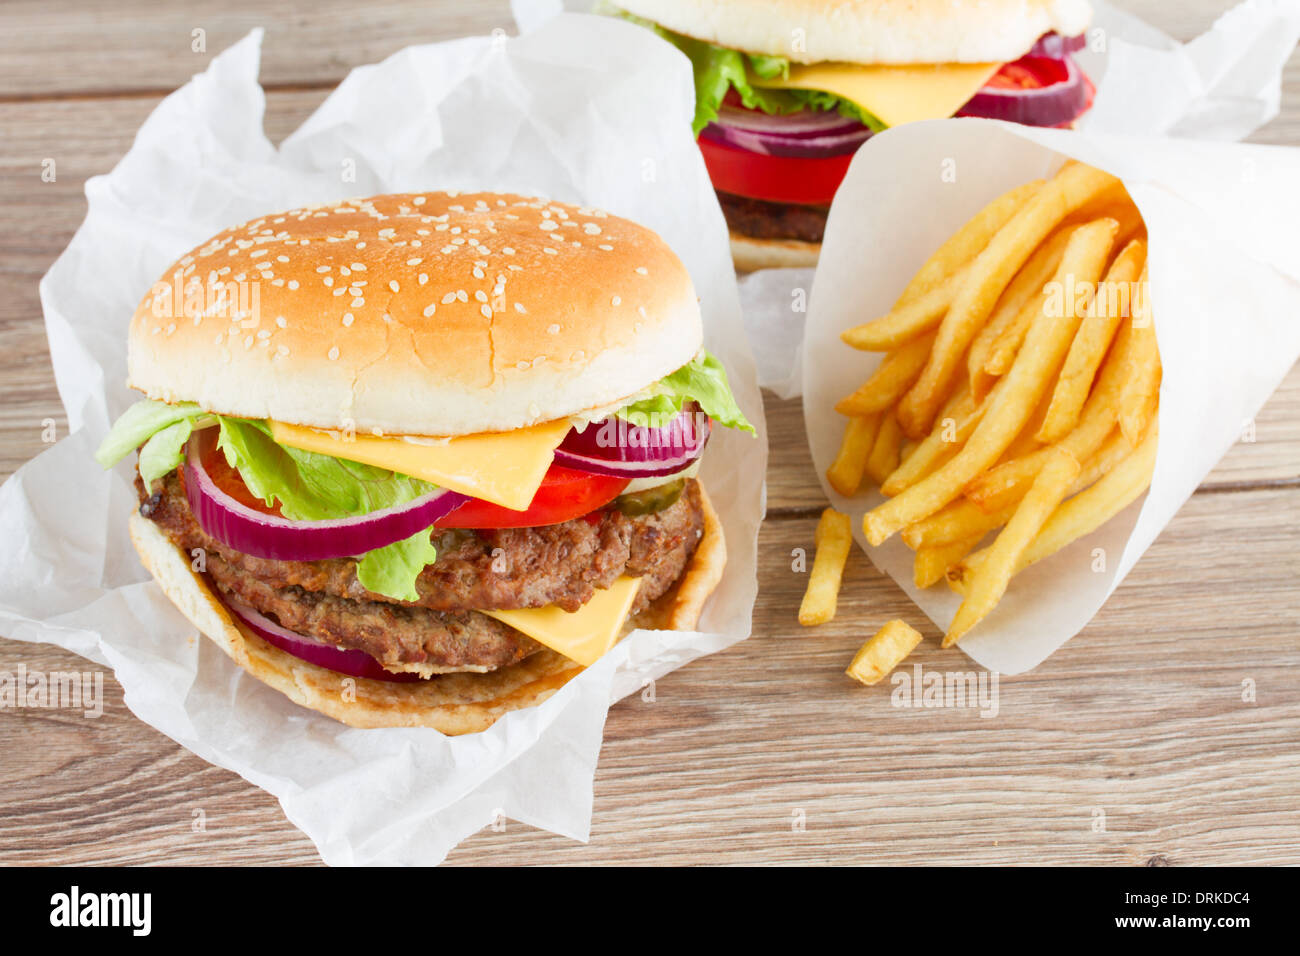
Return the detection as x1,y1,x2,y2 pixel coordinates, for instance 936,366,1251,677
269,418,572,512
483,576,642,667
751,61,1002,129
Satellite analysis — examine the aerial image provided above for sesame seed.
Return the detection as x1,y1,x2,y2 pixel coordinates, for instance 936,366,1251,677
472,267,484,279
502,247,515,255
611,296,621,306
599,244,613,251
543,247,557,255
316,265,331,273
287,280,299,290
257,329,271,339
423,304,436,317
635,267,648,275
474,290,487,303
418,273,428,285
276,316,287,328
352,297,365,307
546,323,560,334
277,345,290,357
407,258,423,266
514,302,527,314
413,196,426,206
456,290,468,303
342,313,354,326
441,292,457,305
351,262,365,271
277,255,289,263
539,220,558,231
480,304,492,318
328,346,340,360
323,277,334,287
583,223,601,235
389,280,400,293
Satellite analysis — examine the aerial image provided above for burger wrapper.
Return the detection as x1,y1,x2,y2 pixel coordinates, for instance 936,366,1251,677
734,0,1300,394
802,116,1300,674
0,16,766,865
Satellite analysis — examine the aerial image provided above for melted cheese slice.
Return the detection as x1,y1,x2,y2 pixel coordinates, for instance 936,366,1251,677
484,576,642,667
751,61,1002,129
269,418,571,511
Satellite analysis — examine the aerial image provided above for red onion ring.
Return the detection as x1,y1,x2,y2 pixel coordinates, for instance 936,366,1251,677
183,428,469,562
957,56,1090,128
701,103,874,158
1028,31,1087,60
554,407,710,478
223,596,425,683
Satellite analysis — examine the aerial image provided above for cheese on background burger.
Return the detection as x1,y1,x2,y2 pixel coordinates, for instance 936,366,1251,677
605,0,1095,270
97,192,752,734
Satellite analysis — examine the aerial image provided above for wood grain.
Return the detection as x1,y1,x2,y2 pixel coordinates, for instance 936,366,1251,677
0,0,1297,866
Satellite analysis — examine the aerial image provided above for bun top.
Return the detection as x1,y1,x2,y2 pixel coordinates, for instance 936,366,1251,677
127,192,702,437
615,0,1092,65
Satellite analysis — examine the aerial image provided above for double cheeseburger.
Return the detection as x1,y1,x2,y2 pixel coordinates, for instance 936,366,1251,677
96,192,752,734
606,0,1095,269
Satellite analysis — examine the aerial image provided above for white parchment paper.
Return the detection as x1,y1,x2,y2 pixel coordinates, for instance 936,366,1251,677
803,117,1300,673
0,14,766,865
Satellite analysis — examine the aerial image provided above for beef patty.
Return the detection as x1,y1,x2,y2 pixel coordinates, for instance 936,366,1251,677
138,471,705,676
717,191,829,244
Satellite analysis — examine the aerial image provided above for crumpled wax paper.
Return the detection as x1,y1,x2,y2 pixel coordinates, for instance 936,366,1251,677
0,13,766,865
802,117,1300,673
698,0,1300,393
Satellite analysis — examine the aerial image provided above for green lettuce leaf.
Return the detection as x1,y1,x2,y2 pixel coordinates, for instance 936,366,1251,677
356,528,439,603
606,5,884,134
137,419,195,485
617,351,755,434
94,399,206,471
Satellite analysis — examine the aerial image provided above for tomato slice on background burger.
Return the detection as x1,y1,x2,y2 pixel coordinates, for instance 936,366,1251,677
697,135,852,205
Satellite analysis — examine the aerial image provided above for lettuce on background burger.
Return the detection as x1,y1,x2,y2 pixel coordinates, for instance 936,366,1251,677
98,192,751,733
605,0,1095,270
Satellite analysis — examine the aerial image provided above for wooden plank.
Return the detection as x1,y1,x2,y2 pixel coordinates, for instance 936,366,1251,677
1,485,1295,865
0,0,514,97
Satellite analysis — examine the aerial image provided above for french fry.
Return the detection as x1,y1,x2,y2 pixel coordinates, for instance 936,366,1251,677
896,163,1122,438
895,180,1044,306
826,413,882,497
799,509,854,626
902,497,1017,549
836,332,937,415
864,218,1117,546
1117,265,1159,443
944,448,1082,646
880,379,988,496
899,438,919,463
963,301,1150,513
951,424,1158,591
967,227,1072,399
865,412,904,487
845,620,924,686
914,533,984,589
1036,239,1147,443
841,275,965,351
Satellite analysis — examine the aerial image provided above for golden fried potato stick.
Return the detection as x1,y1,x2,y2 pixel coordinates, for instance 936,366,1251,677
907,421,1142,549
836,331,937,415
799,509,854,626
1037,239,1147,443
963,300,1151,513
913,533,984,589
968,227,1073,400
944,448,1082,646
949,423,1158,594
896,164,1122,438
826,413,882,498
845,620,924,686
1117,264,1159,443
865,412,904,487
880,379,988,496
895,180,1044,306
841,273,966,351
864,218,1117,546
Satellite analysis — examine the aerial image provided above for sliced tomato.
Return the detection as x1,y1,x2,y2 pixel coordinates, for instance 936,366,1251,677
436,463,629,529
697,135,851,206
982,56,1071,91
197,439,283,516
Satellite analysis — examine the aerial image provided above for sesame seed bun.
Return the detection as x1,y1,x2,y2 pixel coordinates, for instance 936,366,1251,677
127,193,702,437
614,0,1092,65
127,485,726,734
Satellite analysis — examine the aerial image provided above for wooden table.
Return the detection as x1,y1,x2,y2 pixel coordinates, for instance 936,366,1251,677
1,1,1296,866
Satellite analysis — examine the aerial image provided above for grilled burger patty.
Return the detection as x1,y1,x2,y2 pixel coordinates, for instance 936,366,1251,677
137,471,705,674
717,191,829,244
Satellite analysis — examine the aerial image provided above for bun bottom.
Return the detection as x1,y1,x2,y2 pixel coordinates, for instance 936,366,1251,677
127,485,727,735
729,232,822,272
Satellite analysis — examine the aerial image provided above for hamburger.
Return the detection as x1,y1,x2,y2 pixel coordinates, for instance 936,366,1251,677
96,192,751,734
605,0,1095,270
